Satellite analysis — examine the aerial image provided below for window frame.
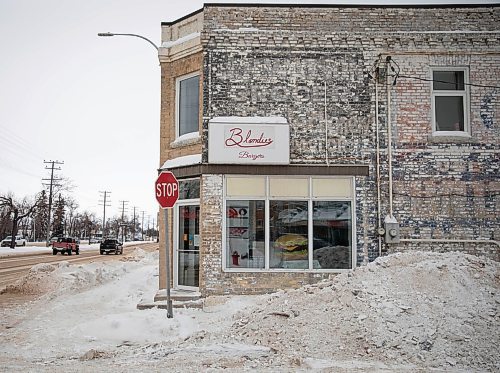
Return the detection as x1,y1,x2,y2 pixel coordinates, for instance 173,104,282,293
430,66,470,137
222,175,356,273
175,71,201,139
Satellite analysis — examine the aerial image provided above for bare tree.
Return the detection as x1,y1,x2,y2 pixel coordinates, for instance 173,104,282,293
0,191,46,248
64,196,79,236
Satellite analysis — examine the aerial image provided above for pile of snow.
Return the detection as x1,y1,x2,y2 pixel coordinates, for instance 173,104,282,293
219,251,499,371
0,249,498,372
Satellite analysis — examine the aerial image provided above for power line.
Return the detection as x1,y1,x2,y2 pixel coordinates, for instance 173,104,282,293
0,124,47,162
382,56,500,89
398,74,500,90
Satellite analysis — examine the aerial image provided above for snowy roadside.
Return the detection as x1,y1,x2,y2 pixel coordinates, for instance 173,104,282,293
0,248,498,372
0,241,154,257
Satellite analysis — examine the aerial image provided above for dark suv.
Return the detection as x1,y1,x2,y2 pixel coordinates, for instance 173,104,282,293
100,239,123,255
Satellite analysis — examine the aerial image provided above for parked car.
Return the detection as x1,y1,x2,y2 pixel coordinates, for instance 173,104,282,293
1,235,27,247
52,237,80,255
100,239,123,255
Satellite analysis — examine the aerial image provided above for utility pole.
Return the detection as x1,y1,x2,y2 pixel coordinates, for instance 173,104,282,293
99,191,111,237
141,210,145,241
147,215,151,241
119,200,128,243
152,216,156,241
132,206,137,240
42,160,63,245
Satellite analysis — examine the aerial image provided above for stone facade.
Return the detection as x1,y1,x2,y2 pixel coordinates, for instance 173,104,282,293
160,4,499,295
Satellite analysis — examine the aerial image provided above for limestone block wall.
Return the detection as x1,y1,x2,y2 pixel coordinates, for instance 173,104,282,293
195,5,499,294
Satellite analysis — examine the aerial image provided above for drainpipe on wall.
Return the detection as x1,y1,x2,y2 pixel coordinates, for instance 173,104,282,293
324,81,330,166
385,56,394,219
375,68,383,256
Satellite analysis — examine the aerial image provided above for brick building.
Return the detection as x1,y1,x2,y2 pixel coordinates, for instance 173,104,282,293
157,3,499,297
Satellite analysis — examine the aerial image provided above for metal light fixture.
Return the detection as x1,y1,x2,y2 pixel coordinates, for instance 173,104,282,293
97,32,159,51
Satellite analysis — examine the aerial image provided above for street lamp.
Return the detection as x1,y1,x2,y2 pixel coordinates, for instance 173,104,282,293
97,32,159,51
97,30,171,317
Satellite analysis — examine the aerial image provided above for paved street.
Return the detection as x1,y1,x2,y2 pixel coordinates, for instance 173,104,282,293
0,242,158,307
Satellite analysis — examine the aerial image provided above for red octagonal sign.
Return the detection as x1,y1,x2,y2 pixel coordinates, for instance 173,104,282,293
155,171,179,209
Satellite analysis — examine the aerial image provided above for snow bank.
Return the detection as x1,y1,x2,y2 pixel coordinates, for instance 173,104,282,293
222,251,499,371
1,249,498,372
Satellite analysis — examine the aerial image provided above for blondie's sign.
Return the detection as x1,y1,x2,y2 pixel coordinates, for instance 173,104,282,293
208,117,290,164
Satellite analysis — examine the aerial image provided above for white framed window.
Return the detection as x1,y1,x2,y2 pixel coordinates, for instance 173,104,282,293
223,176,355,272
431,67,470,136
175,72,200,138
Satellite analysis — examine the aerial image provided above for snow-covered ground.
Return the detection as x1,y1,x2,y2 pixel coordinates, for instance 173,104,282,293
0,247,498,372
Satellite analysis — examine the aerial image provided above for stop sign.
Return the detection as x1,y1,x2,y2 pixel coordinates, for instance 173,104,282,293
155,171,179,208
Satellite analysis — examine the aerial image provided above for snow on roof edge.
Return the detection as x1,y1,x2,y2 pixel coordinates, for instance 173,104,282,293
161,32,200,49
209,116,288,124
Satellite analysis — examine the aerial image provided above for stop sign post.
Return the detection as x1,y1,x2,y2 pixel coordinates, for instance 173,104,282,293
155,171,179,318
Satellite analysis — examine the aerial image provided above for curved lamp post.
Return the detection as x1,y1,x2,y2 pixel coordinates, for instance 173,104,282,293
97,32,159,51
97,30,171,316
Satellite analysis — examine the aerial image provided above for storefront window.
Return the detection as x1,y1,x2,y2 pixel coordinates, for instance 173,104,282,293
270,201,308,269
225,176,354,271
226,200,265,269
312,201,351,269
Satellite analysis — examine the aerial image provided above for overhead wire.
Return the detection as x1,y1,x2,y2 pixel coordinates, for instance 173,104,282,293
384,57,500,89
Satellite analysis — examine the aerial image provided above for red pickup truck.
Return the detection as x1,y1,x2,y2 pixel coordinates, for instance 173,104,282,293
52,237,80,255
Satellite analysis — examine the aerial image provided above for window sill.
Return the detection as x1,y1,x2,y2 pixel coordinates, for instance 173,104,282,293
171,133,201,148
428,132,477,144
223,267,352,273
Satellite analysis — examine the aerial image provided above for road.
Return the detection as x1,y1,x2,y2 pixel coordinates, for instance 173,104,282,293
0,242,158,307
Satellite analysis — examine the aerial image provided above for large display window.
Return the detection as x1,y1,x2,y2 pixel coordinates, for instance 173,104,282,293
224,176,354,271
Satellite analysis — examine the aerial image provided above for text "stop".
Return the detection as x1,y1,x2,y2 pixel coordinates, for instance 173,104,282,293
156,182,178,197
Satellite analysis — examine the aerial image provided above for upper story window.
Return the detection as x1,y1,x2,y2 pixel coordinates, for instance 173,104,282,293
431,68,470,135
176,73,200,138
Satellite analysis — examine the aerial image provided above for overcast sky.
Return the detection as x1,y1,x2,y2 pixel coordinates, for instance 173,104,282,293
0,0,495,224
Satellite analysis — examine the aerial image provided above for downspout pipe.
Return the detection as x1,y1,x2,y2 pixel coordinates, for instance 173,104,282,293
324,81,330,166
375,68,383,256
386,56,394,219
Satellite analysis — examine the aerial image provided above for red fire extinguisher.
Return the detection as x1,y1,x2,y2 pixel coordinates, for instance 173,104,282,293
232,251,240,266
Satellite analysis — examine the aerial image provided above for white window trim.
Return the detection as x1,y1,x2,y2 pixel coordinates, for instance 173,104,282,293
430,66,470,136
175,71,200,139
222,175,356,273
173,199,200,291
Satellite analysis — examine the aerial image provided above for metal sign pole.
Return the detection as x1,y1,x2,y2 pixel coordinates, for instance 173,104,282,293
165,208,173,318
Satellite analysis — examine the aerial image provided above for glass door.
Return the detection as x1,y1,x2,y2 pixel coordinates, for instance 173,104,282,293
176,204,200,289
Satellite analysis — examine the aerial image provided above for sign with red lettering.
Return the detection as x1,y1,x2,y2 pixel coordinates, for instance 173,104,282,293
208,117,290,164
155,171,179,209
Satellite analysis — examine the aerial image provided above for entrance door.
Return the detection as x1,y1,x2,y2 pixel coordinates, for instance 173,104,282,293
175,204,200,289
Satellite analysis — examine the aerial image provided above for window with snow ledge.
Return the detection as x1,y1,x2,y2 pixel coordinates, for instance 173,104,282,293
171,131,201,148
176,72,200,139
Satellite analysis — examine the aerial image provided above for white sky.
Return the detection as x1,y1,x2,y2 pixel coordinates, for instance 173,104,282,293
0,0,495,222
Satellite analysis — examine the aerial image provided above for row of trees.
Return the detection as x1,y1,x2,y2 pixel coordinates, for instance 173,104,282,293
0,189,158,248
